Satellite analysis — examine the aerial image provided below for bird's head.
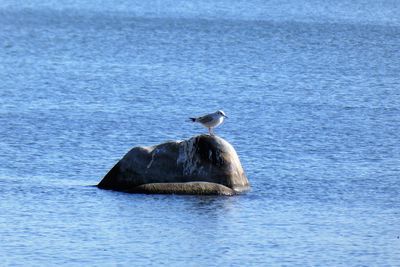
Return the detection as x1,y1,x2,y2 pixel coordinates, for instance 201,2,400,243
217,110,228,118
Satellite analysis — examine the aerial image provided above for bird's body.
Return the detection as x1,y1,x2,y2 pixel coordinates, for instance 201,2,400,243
190,110,227,135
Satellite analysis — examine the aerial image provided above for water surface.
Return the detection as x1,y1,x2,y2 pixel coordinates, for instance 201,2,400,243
0,0,399,266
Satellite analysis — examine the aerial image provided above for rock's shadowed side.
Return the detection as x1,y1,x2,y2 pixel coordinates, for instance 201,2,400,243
98,135,249,195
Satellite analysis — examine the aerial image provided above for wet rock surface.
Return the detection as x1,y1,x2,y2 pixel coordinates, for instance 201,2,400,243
98,135,249,195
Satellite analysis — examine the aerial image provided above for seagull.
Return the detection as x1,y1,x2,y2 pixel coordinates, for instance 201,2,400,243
190,110,228,135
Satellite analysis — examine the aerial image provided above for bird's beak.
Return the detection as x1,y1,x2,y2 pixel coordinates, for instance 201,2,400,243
224,115,228,118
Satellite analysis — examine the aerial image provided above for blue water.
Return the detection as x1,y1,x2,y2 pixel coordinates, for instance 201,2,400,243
1,0,399,266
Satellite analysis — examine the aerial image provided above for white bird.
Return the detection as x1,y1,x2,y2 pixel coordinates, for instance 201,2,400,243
190,110,228,135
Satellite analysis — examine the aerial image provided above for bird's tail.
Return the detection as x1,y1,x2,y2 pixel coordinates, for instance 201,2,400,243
189,117,196,122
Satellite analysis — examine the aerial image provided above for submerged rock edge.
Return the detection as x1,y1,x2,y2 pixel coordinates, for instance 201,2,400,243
113,182,237,196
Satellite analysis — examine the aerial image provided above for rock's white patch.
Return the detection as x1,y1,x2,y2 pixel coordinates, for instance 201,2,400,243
177,137,202,176
146,150,157,169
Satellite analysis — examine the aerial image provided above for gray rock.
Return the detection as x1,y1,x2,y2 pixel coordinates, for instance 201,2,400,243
129,182,236,196
98,134,250,195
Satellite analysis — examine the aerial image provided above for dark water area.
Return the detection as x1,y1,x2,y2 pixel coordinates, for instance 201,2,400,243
0,0,399,265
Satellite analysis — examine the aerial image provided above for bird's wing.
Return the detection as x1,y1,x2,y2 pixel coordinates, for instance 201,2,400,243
197,114,214,123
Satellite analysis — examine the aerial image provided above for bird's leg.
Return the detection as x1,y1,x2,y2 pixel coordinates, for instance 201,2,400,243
208,128,211,135
210,128,214,136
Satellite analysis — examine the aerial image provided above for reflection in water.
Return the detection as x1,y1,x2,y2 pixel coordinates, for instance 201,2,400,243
183,195,239,214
